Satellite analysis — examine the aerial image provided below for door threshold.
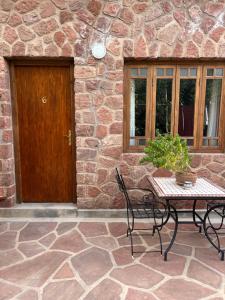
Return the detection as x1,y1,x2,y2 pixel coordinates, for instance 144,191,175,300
0,203,77,218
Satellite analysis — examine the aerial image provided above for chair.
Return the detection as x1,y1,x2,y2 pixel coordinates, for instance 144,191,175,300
203,202,225,260
115,168,168,257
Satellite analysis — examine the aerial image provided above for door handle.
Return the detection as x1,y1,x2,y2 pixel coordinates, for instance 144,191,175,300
64,130,72,146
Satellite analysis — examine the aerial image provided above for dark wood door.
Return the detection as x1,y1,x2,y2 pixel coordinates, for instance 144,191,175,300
12,62,74,203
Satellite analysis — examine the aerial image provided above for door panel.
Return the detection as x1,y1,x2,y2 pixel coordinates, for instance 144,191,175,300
13,63,74,203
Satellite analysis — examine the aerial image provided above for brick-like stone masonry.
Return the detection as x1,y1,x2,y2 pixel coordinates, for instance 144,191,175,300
0,221,224,300
1,1,225,208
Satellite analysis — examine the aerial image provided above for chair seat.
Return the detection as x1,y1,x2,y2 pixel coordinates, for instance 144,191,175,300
132,203,166,219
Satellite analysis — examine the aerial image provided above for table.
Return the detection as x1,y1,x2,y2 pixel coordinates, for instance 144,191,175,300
147,176,225,261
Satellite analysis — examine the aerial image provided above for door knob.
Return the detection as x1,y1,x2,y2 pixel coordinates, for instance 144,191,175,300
64,130,72,146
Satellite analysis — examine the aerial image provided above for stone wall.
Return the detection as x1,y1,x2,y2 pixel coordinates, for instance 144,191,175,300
1,0,225,208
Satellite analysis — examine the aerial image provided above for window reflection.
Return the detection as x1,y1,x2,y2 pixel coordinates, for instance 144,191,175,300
178,79,196,146
156,79,172,134
129,79,146,146
203,79,222,146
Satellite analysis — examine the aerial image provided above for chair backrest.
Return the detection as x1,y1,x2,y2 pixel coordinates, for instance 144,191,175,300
115,168,132,210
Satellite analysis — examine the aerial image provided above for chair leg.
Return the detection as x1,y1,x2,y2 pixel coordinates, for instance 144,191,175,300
127,228,134,258
155,227,163,255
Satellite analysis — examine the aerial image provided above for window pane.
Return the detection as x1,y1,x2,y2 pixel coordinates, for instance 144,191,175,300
215,68,223,76
156,79,172,134
178,79,196,146
207,68,214,76
203,79,222,146
129,79,146,146
180,68,188,77
140,68,147,76
166,68,173,76
131,68,138,76
157,68,164,76
190,68,197,76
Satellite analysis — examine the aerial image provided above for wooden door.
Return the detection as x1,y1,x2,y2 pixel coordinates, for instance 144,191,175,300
11,61,74,203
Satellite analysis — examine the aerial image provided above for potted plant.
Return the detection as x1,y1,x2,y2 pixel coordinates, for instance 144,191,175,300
140,133,197,185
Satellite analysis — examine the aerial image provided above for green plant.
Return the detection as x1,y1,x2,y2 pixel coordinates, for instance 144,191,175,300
140,134,191,173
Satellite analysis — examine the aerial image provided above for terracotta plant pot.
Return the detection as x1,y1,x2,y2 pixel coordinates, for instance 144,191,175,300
175,171,197,186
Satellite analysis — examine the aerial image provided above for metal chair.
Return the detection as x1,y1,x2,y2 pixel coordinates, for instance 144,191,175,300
115,168,168,257
203,202,225,260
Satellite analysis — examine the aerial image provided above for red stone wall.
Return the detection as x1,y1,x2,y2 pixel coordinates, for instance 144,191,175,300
0,0,225,208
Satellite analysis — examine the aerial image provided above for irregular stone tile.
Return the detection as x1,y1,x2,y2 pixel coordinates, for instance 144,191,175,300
84,278,122,300
71,247,113,285
0,222,8,233
187,260,222,289
51,229,88,253
166,224,199,232
112,246,145,265
170,243,192,256
112,246,134,265
142,232,170,246
56,222,76,235
108,222,128,237
0,249,23,268
174,231,209,248
126,289,157,300
19,222,57,241
0,251,69,287
154,278,214,300
87,236,117,250
0,231,17,250
118,234,143,246
43,280,84,300
195,247,225,274
110,264,164,289
78,222,108,237
16,289,38,300
39,233,56,247
18,242,45,257
10,222,27,231
140,252,186,276
0,281,21,300
53,263,74,279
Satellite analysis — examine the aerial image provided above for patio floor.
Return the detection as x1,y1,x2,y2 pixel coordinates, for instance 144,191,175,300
0,220,224,300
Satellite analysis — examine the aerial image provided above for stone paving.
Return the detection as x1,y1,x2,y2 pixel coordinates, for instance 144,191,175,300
0,220,224,300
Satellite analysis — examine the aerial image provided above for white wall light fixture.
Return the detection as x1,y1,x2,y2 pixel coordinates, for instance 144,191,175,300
91,42,106,59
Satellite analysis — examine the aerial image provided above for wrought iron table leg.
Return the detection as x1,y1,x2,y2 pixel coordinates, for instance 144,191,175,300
164,203,178,261
193,199,202,233
203,204,225,261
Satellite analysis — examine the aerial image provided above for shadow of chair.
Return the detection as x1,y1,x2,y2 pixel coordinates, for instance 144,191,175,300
115,168,169,257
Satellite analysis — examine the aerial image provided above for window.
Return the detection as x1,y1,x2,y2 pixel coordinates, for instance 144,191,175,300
124,63,225,152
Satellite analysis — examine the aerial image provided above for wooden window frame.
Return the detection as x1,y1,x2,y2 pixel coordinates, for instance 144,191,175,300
124,61,225,153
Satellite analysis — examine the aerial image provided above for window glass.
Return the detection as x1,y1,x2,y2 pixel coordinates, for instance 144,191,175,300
166,68,173,76
157,68,164,76
180,68,188,77
131,68,138,76
215,68,223,76
129,79,146,146
207,68,214,76
155,79,172,134
140,68,147,76
178,79,196,146
203,79,222,146
190,68,197,76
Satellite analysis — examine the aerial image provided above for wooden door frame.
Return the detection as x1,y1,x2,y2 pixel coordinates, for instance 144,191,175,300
9,58,76,203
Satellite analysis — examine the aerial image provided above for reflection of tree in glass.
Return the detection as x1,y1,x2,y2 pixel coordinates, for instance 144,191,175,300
134,79,146,136
156,79,172,134
180,79,195,106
